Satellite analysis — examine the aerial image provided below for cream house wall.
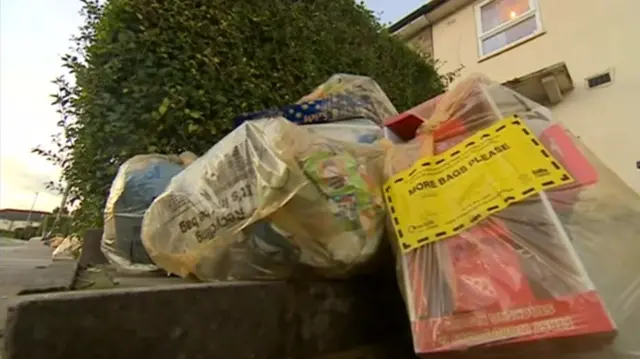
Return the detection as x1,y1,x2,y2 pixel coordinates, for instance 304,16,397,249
0,219,11,231
429,0,640,192
0,220,41,231
407,27,434,57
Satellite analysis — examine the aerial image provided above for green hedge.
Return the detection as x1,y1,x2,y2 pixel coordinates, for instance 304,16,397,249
36,0,447,231
0,229,17,239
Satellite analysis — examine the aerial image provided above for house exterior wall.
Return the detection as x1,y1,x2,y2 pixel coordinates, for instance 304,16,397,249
407,26,434,58
421,0,639,192
0,219,11,231
0,219,42,231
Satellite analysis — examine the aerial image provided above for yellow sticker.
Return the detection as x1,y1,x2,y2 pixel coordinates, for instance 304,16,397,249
384,116,574,253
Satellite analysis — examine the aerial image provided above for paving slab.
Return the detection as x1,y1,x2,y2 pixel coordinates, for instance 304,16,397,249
0,238,77,356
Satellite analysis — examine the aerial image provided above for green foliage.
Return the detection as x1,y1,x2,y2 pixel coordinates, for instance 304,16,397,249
0,229,17,240
35,0,447,231
40,207,73,237
12,227,38,240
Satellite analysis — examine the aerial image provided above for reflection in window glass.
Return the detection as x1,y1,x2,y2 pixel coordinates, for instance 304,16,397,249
481,16,537,54
480,0,530,33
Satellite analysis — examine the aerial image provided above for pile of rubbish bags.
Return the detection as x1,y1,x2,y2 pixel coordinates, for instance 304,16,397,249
100,74,640,358
51,235,83,260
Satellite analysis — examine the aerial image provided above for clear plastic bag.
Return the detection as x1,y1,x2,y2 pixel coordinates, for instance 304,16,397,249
52,235,83,260
102,153,196,271
141,117,388,281
304,118,383,144
382,75,640,358
297,73,398,125
297,74,388,144
233,74,390,145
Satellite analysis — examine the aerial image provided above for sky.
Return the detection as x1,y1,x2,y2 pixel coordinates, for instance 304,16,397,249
0,0,426,212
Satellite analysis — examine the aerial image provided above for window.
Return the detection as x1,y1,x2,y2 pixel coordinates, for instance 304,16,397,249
475,0,543,57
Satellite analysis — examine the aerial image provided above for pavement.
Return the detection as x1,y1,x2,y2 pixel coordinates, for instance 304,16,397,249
0,238,57,293
0,238,27,247
0,237,76,356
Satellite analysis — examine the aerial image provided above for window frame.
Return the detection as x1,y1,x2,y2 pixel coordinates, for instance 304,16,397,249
475,0,544,58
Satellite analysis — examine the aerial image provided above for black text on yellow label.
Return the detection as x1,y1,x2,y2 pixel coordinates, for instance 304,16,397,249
384,116,574,253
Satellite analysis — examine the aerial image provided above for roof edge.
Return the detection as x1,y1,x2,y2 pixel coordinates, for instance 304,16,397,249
388,0,449,33
0,208,52,215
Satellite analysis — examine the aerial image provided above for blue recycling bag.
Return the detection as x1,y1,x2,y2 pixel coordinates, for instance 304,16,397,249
102,155,184,269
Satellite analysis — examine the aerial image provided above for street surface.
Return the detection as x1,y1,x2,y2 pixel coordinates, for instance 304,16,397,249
1,238,52,282
1,237,55,353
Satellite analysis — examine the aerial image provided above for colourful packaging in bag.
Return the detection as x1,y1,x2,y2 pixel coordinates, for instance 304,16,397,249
302,151,383,239
539,124,599,210
443,223,533,313
234,94,383,127
233,96,385,145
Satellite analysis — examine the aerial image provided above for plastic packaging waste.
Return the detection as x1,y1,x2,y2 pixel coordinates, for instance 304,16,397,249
52,235,83,260
382,74,640,358
304,118,383,144
102,152,197,271
141,116,390,281
233,74,392,145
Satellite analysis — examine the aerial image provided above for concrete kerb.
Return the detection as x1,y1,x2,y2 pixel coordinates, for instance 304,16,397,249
4,281,292,359
3,276,413,359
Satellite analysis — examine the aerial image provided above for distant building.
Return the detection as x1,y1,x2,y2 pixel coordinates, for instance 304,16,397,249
0,209,51,231
391,0,640,193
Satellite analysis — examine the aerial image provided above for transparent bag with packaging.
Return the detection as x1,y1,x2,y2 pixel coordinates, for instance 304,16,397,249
382,74,640,358
233,74,393,145
304,118,383,145
141,117,388,281
141,74,396,281
297,73,398,124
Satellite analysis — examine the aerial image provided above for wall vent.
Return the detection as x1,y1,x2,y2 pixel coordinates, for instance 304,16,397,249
586,70,613,89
